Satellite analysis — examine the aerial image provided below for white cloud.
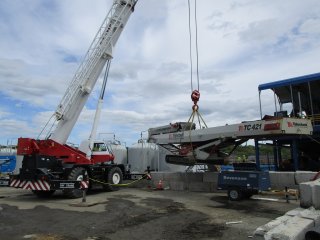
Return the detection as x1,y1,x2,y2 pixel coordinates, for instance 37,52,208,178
0,109,11,119
299,18,320,35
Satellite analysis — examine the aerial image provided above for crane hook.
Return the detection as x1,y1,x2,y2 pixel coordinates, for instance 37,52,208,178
191,89,200,108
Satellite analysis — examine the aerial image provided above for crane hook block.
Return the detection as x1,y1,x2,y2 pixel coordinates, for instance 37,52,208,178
191,90,200,105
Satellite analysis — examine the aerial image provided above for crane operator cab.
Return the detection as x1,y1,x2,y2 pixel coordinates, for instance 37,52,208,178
79,140,115,164
92,142,107,152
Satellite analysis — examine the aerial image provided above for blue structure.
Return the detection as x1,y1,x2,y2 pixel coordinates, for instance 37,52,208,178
220,164,276,172
217,170,271,200
258,72,320,171
0,154,16,173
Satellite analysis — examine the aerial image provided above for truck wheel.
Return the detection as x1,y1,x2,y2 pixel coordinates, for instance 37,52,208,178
228,188,243,201
103,167,123,192
63,167,87,198
32,190,55,198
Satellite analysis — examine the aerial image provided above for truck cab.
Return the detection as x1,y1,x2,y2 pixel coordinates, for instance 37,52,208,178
79,140,115,164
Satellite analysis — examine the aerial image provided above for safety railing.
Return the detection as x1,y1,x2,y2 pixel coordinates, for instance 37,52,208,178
307,114,320,126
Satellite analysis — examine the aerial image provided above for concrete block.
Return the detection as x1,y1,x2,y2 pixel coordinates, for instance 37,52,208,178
163,172,185,181
285,208,304,217
184,172,204,182
295,171,317,184
265,215,314,240
254,215,292,238
203,172,218,183
299,207,320,225
254,207,320,240
150,172,165,182
188,182,214,192
269,171,296,190
300,181,316,208
169,181,186,191
312,181,320,210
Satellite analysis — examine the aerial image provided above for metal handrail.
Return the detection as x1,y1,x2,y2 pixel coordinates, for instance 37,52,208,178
307,114,320,125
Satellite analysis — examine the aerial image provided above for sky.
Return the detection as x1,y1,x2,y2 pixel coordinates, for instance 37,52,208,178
0,0,320,147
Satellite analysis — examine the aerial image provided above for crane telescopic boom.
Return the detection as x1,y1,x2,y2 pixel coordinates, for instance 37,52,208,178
50,0,137,144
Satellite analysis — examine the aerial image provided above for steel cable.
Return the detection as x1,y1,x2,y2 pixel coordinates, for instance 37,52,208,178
187,0,200,91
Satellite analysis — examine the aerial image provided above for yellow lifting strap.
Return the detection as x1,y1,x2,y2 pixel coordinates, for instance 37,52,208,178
183,90,208,161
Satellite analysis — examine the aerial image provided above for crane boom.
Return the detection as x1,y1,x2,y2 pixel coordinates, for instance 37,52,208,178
50,0,137,144
148,117,313,165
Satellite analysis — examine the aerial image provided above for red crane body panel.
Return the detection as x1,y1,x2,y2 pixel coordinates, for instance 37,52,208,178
17,138,114,165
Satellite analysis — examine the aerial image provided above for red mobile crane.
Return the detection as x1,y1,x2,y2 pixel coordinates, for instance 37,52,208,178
10,0,138,198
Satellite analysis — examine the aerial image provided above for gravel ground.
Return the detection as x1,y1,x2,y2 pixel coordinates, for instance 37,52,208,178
0,187,299,240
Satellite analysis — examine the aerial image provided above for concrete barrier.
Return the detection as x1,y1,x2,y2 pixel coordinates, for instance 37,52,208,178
254,215,292,239
299,179,320,209
300,181,316,208
140,171,318,193
264,215,314,240
168,181,186,191
184,172,204,182
203,172,219,183
299,208,320,225
163,172,186,181
254,207,320,240
150,172,165,182
188,182,216,192
148,172,212,191
269,171,296,189
313,182,320,209
295,171,316,184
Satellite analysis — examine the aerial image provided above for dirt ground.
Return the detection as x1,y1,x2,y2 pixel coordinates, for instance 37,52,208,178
0,187,299,240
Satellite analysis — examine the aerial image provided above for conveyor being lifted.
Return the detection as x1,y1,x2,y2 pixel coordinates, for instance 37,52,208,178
148,117,313,166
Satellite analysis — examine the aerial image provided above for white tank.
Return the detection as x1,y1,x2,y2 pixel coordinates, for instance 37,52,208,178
14,155,23,174
109,141,127,165
128,140,185,173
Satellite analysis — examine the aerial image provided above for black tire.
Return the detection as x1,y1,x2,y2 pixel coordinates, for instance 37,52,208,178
32,190,55,198
63,167,87,199
228,188,243,201
305,231,320,240
103,167,123,192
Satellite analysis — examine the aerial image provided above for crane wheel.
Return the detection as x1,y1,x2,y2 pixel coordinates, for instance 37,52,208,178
63,167,87,199
103,167,123,192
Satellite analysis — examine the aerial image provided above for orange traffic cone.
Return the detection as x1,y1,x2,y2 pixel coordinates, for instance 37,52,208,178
156,179,164,190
